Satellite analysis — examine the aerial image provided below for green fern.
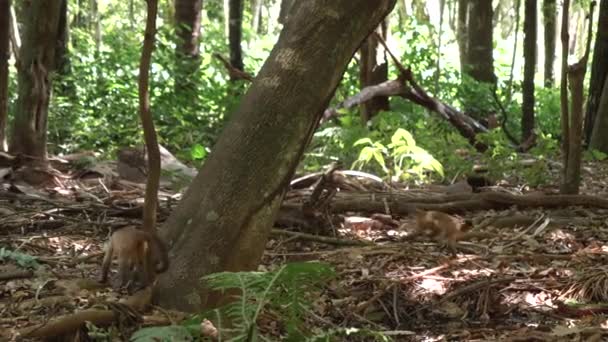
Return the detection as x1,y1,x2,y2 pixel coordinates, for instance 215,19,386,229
202,262,335,341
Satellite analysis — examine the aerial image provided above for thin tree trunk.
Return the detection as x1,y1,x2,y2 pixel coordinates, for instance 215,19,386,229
228,0,243,73
542,0,557,87
9,0,62,158
251,0,262,33
507,0,522,103
129,0,135,28
359,21,389,122
456,0,469,73
585,0,608,146
560,0,570,183
139,0,161,233
522,0,537,140
91,0,101,55
435,0,446,94
9,4,19,60
174,0,203,91
154,0,397,312
223,0,229,42
561,1,595,194
0,0,9,151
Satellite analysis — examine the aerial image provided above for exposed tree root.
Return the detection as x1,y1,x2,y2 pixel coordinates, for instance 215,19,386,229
17,287,152,339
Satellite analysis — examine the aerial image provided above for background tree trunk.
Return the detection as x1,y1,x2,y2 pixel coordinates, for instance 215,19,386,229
559,0,570,191
522,0,537,140
359,21,389,122
542,0,556,87
9,0,62,158
9,5,20,59
55,0,69,76
154,0,397,312
585,0,608,146
589,75,608,152
228,0,244,73
0,0,9,152
456,0,469,73
174,0,203,91
251,0,263,33
464,0,496,84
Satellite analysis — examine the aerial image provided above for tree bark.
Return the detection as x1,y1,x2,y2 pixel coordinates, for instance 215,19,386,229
522,0,537,140
359,21,389,122
174,0,203,91
585,0,608,146
542,0,557,87
278,0,294,25
228,0,244,73
464,0,496,84
154,0,396,312
456,0,469,73
55,0,69,76
589,74,608,152
0,0,9,152
9,0,62,158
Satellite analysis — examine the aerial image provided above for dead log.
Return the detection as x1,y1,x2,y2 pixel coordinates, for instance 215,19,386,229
290,190,608,216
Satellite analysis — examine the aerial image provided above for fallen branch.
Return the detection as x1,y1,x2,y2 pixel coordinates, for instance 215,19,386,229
0,269,33,281
323,191,608,216
271,228,372,246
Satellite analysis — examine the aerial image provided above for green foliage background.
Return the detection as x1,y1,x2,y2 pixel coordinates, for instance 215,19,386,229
6,1,568,182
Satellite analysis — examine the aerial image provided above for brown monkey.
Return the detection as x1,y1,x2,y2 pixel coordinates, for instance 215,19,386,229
100,226,169,288
413,209,472,254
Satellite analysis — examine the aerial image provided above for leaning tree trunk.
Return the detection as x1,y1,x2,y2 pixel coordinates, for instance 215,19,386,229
174,0,203,91
542,0,557,87
0,0,9,152
522,0,537,140
464,0,496,84
585,0,608,146
9,0,62,158
228,0,244,73
154,0,397,312
359,21,389,122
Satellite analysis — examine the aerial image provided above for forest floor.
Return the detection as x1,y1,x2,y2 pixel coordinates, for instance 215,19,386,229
2,154,608,341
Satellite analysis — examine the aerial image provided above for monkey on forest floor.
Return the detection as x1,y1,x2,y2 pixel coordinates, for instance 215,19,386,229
412,209,491,255
100,226,169,289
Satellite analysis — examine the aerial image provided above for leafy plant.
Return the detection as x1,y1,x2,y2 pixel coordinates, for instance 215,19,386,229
353,128,444,182
0,248,40,269
130,325,193,342
203,262,335,341
475,130,558,186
